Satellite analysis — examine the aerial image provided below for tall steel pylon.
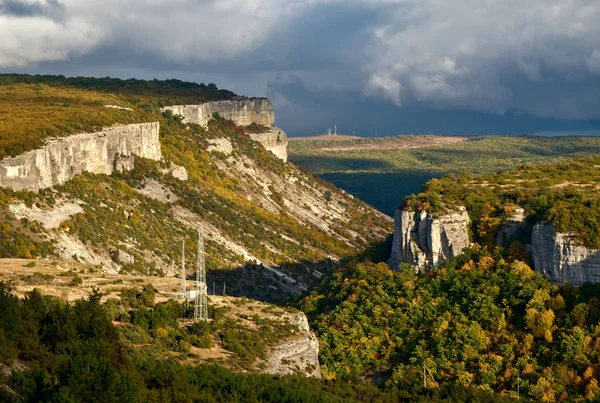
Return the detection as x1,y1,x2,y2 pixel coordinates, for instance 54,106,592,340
180,240,186,300
194,226,208,322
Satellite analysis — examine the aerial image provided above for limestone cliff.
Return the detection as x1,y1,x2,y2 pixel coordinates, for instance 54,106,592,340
162,99,289,162
389,207,471,272
162,99,275,128
531,222,600,286
248,127,289,162
0,122,161,191
263,311,321,378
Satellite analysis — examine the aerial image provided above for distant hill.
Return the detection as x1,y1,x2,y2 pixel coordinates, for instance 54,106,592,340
289,134,600,215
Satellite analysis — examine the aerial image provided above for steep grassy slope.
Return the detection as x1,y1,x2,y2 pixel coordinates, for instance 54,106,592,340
289,135,600,215
0,77,391,301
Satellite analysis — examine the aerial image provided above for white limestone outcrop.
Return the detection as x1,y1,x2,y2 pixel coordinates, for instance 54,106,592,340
531,222,600,286
389,207,471,272
207,138,234,155
163,99,288,162
0,122,162,191
263,311,321,378
248,127,289,162
162,99,275,128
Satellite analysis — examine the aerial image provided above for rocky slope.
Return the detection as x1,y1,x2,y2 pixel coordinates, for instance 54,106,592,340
388,207,470,271
247,126,289,162
163,99,288,161
0,122,161,191
0,85,391,302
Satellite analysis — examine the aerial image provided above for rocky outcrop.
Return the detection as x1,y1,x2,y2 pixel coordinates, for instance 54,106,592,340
531,222,600,286
248,127,289,162
163,99,289,162
162,99,275,128
0,122,161,191
389,207,471,272
207,138,234,155
497,206,527,246
263,311,321,378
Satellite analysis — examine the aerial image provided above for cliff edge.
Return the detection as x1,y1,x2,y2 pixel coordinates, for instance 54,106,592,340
532,222,600,286
162,99,288,162
389,207,471,272
0,122,162,191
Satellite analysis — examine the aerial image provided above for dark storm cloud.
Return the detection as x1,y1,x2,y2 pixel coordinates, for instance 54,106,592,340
267,76,600,136
2,0,600,134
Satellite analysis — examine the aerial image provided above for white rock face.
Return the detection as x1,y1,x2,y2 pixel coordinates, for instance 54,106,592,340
263,311,321,378
0,122,162,191
112,249,135,265
162,99,275,128
531,222,600,286
9,200,83,229
389,207,471,272
163,99,288,162
207,138,233,155
248,127,289,162
170,165,188,181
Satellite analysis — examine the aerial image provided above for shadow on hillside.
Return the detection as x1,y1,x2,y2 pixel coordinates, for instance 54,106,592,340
289,155,396,173
320,171,441,216
205,235,394,304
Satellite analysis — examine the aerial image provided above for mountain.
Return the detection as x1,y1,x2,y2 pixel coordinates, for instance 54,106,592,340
0,75,391,302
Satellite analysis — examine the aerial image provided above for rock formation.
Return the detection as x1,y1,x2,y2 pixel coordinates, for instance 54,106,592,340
263,311,321,378
496,206,527,246
248,127,288,162
531,222,600,286
0,122,161,191
162,99,275,128
389,207,471,272
162,99,288,162
207,138,234,155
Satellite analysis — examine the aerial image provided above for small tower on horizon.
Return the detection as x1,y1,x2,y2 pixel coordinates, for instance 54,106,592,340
334,124,337,135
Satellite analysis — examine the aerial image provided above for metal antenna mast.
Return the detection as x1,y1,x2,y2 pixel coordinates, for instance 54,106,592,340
194,226,208,322
180,240,186,299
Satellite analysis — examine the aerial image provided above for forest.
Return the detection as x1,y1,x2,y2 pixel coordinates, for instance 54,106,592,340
299,247,600,402
0,283,519,402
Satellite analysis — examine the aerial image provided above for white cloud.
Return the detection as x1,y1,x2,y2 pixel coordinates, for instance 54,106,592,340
364,0,600,118
2,0,600,120
587,50,600,74
365,72,402,105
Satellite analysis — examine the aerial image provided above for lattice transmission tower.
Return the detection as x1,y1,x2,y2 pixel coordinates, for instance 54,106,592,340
179,240,186,299
194,226,208,322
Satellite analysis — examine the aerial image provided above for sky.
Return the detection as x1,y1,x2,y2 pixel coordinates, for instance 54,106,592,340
2,0,600,136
